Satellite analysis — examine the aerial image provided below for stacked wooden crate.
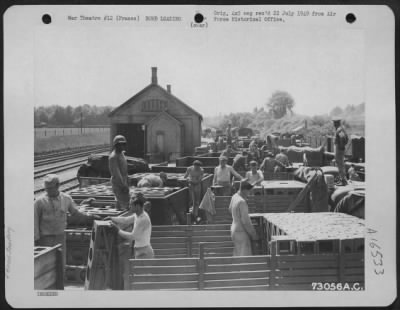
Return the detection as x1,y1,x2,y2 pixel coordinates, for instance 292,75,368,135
212,181,309,224
257,212,365,255
34,245,64,290
257,180,309,213
68,184,189,225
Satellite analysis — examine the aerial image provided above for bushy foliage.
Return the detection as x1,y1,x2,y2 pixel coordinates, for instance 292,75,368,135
34,105,113,127
204,102,365,139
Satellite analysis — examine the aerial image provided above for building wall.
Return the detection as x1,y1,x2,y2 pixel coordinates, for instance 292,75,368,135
110,85,201,156
147,115,182,161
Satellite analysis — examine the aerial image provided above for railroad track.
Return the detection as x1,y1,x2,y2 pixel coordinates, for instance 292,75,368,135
34,159,86,179
34,177,80,196
34,144,110,161
34,146,109,167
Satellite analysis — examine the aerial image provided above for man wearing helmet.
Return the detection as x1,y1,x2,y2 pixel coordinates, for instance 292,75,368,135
333,118,349,186
109,135,130,210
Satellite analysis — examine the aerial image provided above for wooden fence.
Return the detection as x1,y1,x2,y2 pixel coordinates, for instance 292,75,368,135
128,241,364,291
151,222,234,259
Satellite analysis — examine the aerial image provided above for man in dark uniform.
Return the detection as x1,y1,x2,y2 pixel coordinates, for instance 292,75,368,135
333,118,349,186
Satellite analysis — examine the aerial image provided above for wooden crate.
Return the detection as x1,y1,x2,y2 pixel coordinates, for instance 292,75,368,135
151,164,215,174
77,177,110,188
65,228,92,265
69,184,189,225
34,245,64,290
255,213,365,255
65,265,86,284
175,156,234,167
263,172,294,180
84,221,119,290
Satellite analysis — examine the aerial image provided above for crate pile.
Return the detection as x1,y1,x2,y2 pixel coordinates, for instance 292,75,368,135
69,184,181,201
259,212,365,255
67,204,126,228
256,180,309,212
64,228,91,284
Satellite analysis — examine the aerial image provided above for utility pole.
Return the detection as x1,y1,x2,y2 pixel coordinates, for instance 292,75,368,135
80,108,83,135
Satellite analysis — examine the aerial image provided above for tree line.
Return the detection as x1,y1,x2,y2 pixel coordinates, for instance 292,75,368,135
204,90,365,137
34,105,113,127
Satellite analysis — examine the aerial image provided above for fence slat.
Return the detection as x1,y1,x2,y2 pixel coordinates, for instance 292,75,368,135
132,281,199,290
205,270,270,281
205,277,269,288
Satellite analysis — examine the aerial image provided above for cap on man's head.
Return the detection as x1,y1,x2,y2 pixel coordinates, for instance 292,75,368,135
332,117,341,123
193,160,202,166
44,174,60,186
113,135,127,146
250,160,257,166
219,156,228,161
240,180,254,191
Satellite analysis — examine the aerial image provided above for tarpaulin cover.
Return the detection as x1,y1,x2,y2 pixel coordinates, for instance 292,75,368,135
281,145,325,166
199,188,216,216
86,154,150,178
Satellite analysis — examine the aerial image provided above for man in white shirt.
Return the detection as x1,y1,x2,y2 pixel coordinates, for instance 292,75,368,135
110,197,154,259
213,156,243,196
229,180,259,256
245,161,264,186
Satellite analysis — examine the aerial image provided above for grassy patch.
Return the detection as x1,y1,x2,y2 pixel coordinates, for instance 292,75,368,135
35,132,110,153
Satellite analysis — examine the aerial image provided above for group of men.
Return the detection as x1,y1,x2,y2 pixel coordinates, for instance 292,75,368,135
34,118,352,283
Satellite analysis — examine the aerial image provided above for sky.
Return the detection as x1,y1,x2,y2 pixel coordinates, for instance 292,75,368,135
34,22,365,117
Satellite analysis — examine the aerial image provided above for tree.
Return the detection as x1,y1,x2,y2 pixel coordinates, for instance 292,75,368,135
266,91,295,119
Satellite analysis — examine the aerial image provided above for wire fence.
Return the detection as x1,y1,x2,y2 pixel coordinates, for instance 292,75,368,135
34,127,110,137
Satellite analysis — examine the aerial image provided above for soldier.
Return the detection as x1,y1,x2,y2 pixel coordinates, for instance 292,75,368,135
333,118,349,185
34,174,100,273
109,135,129,210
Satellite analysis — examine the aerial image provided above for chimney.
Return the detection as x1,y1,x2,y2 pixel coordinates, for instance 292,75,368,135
151,67,158,84
167,84,171,93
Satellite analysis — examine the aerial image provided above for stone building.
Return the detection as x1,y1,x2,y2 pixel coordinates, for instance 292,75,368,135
109,67,202,162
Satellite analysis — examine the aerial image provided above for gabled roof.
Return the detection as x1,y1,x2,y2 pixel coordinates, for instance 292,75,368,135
109,83,203,120
146,110,183,127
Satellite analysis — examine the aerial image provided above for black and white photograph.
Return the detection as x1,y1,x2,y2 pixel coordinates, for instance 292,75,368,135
4,4,396,308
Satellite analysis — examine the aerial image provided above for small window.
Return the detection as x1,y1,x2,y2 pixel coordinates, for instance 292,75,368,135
142,99,168,112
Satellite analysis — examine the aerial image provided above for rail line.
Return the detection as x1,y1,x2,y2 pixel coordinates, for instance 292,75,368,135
34,177,80,197
34,160,86,179
34,144,110,161
34,146,109,167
